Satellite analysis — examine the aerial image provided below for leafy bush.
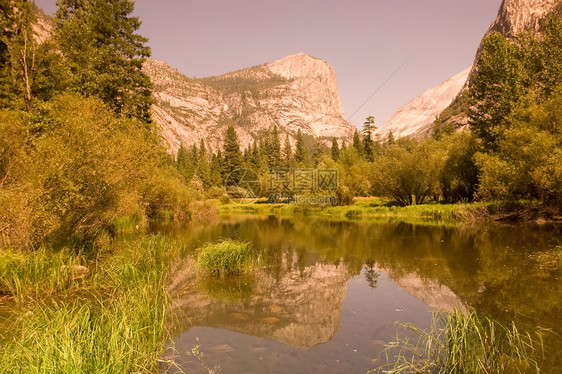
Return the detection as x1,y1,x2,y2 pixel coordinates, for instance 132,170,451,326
0,94,198,248
475,87,562,206
370,138,444,206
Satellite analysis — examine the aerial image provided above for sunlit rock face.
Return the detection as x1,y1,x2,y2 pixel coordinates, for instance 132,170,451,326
488,0,560,37
376,67,471,139
170,253,351,349
144,53,356,154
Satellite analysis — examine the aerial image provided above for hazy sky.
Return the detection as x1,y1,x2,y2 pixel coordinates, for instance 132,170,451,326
35,0,502,129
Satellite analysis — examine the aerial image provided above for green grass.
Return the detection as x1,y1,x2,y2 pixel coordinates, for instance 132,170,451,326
372,308,546,374
0,235,184,373
0,247,85,305
195,239,258,276
219,197,557,224
218,198,490,223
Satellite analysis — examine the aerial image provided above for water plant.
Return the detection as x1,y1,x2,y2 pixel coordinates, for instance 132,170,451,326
195,239,257,276
371,308,545,374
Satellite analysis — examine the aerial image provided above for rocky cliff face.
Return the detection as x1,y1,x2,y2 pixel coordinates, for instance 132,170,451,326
488,0,560,37
378,0,561,139
145,53,356,153
376,67,471,139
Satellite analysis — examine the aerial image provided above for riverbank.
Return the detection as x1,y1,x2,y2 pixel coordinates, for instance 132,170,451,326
219,198,562,224
0,236,185,373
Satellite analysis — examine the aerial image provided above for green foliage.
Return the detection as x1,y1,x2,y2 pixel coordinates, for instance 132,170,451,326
331,137,340,161
222,125,243,185
55,0,153,122
0,247,84,304
433,92,471,138
469,14,562,151
439,131,479,202
475,87,562,205
352,129,363,157
468,32,530,150
266,125,282,169
0,235,178,373
0,2,65,111
363,116,376,161
0,94,195,248
195,239,257,276
370,138,444,206
335,147,371,204
294,128,310,167
372,308,545,374
283,135,294,168
198,66,289,98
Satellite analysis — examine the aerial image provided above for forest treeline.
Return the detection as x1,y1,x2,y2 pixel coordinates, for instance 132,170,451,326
182,12,562,210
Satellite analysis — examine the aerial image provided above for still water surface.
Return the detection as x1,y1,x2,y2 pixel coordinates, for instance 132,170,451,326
161,216,562,373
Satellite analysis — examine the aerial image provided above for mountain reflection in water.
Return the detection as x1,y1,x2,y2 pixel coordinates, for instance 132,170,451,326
160,216,562,374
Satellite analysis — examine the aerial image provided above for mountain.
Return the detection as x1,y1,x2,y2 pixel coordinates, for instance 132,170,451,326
376,67,471,139
487,0,561,38
144,53,356,153
378,0,561,139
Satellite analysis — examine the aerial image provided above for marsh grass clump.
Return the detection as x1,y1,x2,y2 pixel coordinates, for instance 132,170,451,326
0,235,181,373
372,308,545,374
0,247,85,304
195,240,257,276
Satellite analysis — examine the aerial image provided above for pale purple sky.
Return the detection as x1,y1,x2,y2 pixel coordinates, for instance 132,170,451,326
35,0,502,128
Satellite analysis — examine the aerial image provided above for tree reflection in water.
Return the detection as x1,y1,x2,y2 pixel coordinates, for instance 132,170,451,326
364,259,380,288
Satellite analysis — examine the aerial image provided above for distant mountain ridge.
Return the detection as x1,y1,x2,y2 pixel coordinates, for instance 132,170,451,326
378,0,561,139
145,53,356,153
376,67,471,139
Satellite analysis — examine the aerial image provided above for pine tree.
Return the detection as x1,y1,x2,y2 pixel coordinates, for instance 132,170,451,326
387,131,395,145
257,139,269,174
266,125,281,169
0,1,63,110
363,116,375,138
222,125,243,184
176,142,187,168
331,137,340,161
294,129,309,166
176,142,195,182
352,129,363,157
211,149,224,186
362,116,376,162
55,0,153,122
283,135,293,168
196,139,211,188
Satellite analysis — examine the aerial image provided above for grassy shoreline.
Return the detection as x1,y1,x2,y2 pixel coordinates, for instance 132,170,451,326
0,236,184,373
219,198,562,224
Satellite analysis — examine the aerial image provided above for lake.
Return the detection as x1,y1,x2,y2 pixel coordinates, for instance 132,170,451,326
160,216,562,373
